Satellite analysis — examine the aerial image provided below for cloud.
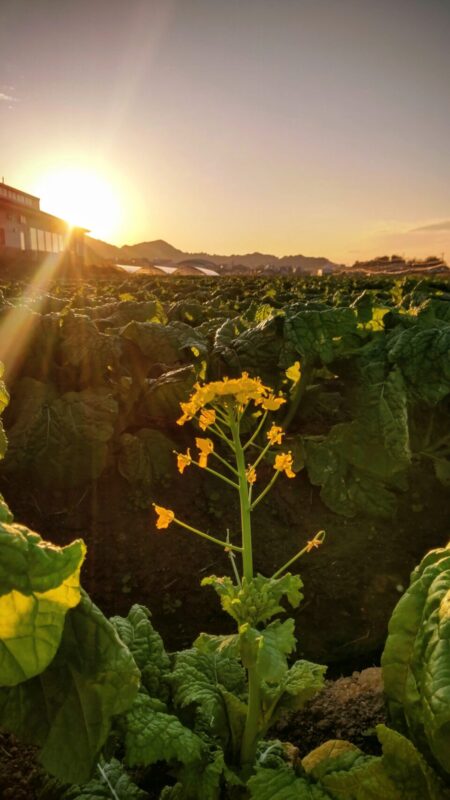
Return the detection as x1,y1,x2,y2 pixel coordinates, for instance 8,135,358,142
0,92,15,102
410,220,450,233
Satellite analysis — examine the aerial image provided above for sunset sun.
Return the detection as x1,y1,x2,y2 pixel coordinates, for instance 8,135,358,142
35,168,122,241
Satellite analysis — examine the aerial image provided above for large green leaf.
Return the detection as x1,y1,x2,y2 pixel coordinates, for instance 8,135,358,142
0,520,85,686
117,428,175,487
60,758,147,800
387,326,450,405
283,307,358,365
304,368,410,518
3,379,118,488
120,320,207,364
59,312,122,379
124,693,204,767
382,545,450,775
140,365,197,423
0,593,140,783
248,763,333,799
170,647,246,746
110,603,170,699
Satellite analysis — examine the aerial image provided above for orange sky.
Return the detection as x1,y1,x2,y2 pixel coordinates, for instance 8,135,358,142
1,0,450,264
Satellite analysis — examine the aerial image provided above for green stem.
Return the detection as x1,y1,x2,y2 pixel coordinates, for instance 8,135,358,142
272,530,325,578
230,417,253,581
174,517,242,552
240,665,261,768
192,460,239,489
250,470,280,510
211,449,240,476
243,410,268,451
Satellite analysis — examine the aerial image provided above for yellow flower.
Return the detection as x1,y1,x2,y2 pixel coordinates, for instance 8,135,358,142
177,400,196,426
259,393,286,411
153,504,175,530
246,465,257,484
267,425,284,445
199,408,216,431
274,452,295,478
195,437,214,468
286,361,301,384
177,449,192,474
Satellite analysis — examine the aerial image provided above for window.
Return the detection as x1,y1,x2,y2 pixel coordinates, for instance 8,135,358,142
59,234,64,252
52,232,59,253
30,228,37,250
20,231,25,251
45,231,52,252
37,229,45,251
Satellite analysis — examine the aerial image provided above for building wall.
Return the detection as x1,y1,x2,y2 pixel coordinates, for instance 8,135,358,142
0,201,85,265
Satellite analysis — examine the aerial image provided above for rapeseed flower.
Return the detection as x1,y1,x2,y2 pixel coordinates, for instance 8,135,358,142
267,425,284,445
199,408,216,431
196,437,214,468
286,361,301,384
154,505,175,529
176,373,287,425
258,394,286,411
274,452,295,478
246,465,257,484
177,449,192,474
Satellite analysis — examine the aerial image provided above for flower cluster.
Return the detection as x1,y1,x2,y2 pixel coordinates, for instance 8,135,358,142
177,373,285,426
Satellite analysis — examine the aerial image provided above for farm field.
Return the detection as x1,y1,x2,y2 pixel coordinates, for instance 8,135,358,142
0,271,449,798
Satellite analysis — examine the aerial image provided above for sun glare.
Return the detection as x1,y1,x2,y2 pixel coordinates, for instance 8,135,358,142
35,168,122,242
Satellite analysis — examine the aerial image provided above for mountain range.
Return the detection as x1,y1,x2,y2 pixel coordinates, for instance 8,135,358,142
85,237,342,272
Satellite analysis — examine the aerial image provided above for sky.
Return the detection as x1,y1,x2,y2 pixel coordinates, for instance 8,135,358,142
1,0,449,264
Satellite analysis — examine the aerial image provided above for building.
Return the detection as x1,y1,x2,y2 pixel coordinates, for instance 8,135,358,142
0,181,87,267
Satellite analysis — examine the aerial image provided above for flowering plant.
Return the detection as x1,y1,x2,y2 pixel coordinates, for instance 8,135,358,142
154,372,325,772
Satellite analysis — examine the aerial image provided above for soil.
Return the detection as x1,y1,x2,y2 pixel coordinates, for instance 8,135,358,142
0,669,387,799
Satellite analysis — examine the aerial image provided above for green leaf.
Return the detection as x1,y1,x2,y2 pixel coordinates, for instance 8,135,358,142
262,659,327,723
110,603,170,699
175,748,228,800
238,619,296,683
61,758,147,800
194,631,241,660
140,365,197,423
118,429,175,487
304,368,410,518
283,307,358,364
3,379,118,488
0,593,140,783
387,326,450,405
201,573,303,626
248,763,333,799
0,522,85,685
170,648,246,746
375,725,447,800
120,320,207,364
124,693,204,767
382,544,450,775
59,312,122,386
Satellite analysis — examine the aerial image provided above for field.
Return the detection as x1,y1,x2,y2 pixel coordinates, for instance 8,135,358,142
0,271,449,798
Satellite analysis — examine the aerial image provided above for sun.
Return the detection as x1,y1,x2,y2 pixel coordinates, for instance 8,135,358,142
34,167,122,242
